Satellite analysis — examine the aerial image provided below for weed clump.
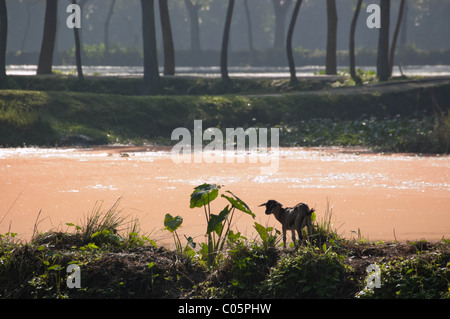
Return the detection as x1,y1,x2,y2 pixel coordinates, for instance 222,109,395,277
258,247,354,299
357,245,450,299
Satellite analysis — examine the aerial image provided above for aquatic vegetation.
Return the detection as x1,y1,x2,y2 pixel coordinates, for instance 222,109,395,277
279,113,450,154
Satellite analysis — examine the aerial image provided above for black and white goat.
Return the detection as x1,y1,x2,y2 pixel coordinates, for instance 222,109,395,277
259,200,314,248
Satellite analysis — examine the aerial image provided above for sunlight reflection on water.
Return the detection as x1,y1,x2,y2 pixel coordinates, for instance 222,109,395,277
1,147,449,192
6,65,450,77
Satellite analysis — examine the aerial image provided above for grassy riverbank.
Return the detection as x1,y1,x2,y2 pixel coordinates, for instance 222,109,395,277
1,197,449,299
1,76,449,153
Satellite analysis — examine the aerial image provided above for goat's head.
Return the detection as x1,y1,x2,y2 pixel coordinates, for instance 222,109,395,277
259,200,282,215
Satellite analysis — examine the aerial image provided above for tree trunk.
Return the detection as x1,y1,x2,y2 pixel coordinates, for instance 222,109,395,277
159,0,175,75
141,0,160,93
399,0,408,47
221,0,235,82
72,0,83,80
376,0,390,81
243,0,255,60
389,0,405,76
37,0,57,75
0,0,7,82
325,0,337,75
73,25,83,80
184,0,201,53
286,0,302,84
20,1,32,53
349,0,362,84
272,0,292,49
104,0,116,59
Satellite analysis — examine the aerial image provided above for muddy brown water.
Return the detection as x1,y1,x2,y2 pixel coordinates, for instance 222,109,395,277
0,146,449,246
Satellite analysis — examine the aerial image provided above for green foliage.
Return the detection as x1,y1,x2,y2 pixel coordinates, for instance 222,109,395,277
254,222,280,249
259,246,352,299
189,184,255,267
164,214,183,233
163,213,184,254
190,183,221,209
2,218,450,298
63,198,151,250
78,199,126,244
279,113,450,154
0,81,449,153
309,199,341,248
357,250,450,299
221,243,279,298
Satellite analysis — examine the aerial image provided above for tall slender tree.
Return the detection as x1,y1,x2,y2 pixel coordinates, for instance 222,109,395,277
20,0,35,53
325,0,338,75
377,0,390,81
286,0,302,84
220,0,235,82
243,0,255,60
71,0,83,80
349,0,362,84
0,0,7,83
399,0,408,47
184,0,201,52
104,0,117,59
159,0,175,75
37,0,57,75
389,0,406,76
141,0,160,93
272,0,292,49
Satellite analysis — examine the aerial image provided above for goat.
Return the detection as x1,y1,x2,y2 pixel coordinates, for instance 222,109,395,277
259,200,314,248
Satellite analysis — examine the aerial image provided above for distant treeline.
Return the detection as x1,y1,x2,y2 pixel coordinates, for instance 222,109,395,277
7,44,450,67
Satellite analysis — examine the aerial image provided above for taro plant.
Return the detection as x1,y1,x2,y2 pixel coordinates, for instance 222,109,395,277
163,213,196,256
189,183,255,267
163,213,183,253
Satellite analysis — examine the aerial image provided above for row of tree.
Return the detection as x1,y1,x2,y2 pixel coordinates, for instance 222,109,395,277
0,0,406,92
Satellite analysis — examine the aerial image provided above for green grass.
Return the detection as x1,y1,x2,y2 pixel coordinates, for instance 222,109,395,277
8,75,327,96
1,80,449,153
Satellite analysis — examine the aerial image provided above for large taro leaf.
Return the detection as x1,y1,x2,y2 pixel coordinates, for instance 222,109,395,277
221,190,255,218
207,205,230,235
254,222,269,242
164,213,183,233
190,183,221,208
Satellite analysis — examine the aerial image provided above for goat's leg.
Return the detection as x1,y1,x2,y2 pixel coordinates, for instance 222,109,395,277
282,227,287,248
297,226,303,244
306,218,312,240
291,230,297,248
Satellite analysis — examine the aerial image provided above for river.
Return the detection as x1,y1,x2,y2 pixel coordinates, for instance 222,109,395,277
1,146,448,246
